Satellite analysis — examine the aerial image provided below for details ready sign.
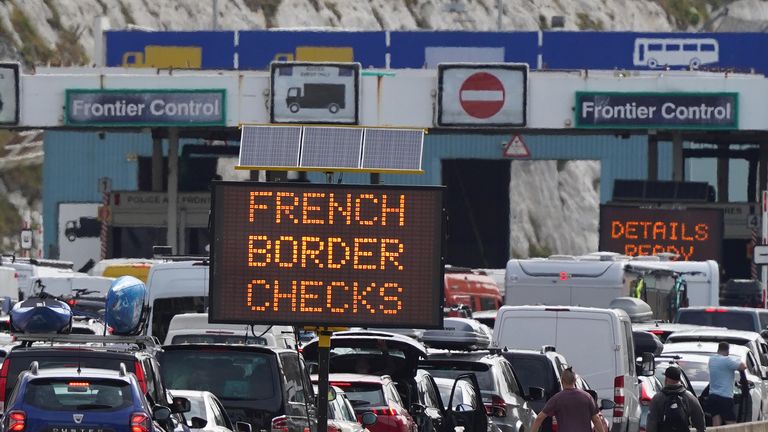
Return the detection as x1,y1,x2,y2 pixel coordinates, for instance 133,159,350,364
65,89,226,126
209,181,445,328
575,92,738,129
599,205,723,261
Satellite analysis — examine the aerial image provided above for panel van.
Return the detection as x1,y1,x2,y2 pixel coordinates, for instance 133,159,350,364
0,267,18,304
504,256,626,308
445,267,502,312
164,313,296,348
90,258,160,283
493,306,648,432
146,260,209,343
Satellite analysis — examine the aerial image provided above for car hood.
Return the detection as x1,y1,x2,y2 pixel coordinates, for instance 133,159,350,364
302,331,427,379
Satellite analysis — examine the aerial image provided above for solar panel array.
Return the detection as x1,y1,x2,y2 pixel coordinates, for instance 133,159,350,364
238,125,423,172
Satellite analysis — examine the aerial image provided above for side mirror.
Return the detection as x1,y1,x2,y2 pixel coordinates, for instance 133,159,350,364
328,387,337,402
410,403,426,414
526,387,545,401
190,417,208,429
236,421,253,432
600,399,616,410
152,406,172,422
455,403,474,412
638,352,655,377
361,412,378,426
761,329,768,340
171,396,191,413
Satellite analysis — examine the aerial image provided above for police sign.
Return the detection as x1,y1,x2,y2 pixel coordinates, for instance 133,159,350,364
575,92,738,129
65,89,226,126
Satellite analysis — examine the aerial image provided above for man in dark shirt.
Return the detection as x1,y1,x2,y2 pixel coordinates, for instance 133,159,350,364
647,366,705,432
531,368,604,432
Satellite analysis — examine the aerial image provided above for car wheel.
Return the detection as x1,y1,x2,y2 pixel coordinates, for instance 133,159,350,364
689,58,701,69
289,103,300,113
328,103,340,114
647,58,658,69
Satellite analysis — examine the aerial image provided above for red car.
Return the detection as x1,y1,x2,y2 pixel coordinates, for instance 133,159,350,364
315,373,418,432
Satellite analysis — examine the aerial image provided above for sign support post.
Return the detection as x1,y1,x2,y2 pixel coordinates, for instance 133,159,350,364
316,329,331,432
762,190,767,306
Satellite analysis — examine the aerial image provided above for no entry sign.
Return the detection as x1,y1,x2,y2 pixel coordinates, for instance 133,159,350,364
437,63,527,127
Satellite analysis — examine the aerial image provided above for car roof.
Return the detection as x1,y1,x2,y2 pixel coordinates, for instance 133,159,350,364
679,306,762,313
662,342,751,357
656,354,713,364
161,343,289,355
321,373,390,384
8,346,151,357
667,328,762,340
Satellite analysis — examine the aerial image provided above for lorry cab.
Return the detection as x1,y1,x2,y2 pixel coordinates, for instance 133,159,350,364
146,260,209,343
444,266,502,312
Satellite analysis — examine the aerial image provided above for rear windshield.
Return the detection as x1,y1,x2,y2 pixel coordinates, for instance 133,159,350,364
335,383,385,408
152,297,206,344
504,356,555,393
24,379,133,411
161,349,278,402
676,310,756,332
421,364,496,393
6,357,135,398
170,335,267,345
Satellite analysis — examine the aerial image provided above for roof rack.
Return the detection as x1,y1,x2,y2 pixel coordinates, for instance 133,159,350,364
14,333,159,349
0,255,74,269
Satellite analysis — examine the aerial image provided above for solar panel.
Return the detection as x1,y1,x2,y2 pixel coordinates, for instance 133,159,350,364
362,128,423,171
299,127,363,169
238,125,301,168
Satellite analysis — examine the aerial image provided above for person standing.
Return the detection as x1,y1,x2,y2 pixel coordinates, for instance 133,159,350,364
646,366,706,432
707,342,747,426
531,368,605,432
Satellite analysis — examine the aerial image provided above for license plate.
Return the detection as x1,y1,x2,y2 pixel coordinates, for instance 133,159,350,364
47,427,114,432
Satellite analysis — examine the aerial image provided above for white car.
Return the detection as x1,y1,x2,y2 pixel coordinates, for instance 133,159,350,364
170,389,251,432
661,342,766,422
665,328,768,379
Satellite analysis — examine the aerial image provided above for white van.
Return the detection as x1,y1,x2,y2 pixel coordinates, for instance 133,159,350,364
145,260,209,343
3,261,76,300
505,255,626,308
493,306,644,432
164,313,296,348
0,267,18,303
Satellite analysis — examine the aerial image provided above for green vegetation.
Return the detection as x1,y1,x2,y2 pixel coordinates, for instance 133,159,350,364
576,12,604,30
529,244,552,258
656,0,730,29
10,5,53,65
0,194,21,241
1,164,42,203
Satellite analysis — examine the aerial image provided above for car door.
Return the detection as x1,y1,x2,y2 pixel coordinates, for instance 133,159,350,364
280,353,316,432
745,352,763,422
417,374,446,432
445,374,488,432
499,360,534,428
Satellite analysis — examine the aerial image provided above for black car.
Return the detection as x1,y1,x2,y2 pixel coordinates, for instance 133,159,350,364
420,352,541,432
159,343,316,432
0,333,187,432
720,279,764,309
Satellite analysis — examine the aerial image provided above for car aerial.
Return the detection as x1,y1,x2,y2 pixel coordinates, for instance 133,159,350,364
3,362,173,432
0,333,186,432
159,343,316,432
498,347,569,432
674,306,768,334
660,342,765,422
664,328,768,379
169,390,251,432
322,373,417,432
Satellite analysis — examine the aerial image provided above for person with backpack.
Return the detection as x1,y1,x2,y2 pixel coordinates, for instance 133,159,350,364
647,366,706,432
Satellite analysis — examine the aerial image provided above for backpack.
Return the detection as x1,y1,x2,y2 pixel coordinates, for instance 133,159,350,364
661,393,690,432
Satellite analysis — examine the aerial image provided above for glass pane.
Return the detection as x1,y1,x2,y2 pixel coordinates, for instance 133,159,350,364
24,379,132,410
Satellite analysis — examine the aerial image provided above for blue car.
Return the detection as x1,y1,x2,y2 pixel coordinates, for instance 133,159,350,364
2,362,172,432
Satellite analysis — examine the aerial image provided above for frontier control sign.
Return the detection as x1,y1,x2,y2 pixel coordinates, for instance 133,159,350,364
65,89,226,126
209,182,445,328
575,92,738,129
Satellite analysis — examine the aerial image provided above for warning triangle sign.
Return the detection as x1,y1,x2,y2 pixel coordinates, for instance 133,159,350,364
503,135,530,158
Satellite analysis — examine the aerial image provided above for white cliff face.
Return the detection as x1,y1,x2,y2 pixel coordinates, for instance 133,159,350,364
509,160,600,258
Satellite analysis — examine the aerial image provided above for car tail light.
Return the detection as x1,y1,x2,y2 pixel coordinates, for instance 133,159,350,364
649,330,664,336
483,395,505,415
0,358,10,410
704,308,727,312
133,360,147,394
327,426,341,432
640,383,652,405
7,411,24,432
330,382,352,387
613,376,625,420
551,417,558,432
67,299,77,306
130,413,150,432
371,408,398,416
271,416,289,432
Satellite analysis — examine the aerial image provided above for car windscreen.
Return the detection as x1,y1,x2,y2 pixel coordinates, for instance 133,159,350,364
24,378,133,411
420,363,496,392
161,349,279,402
170,334,267,345
334,383,385,408
504,356,556,394
676,311,756,332
6,357,134,397
152,296,206,344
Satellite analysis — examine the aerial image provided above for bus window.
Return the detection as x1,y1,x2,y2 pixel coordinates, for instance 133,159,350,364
648,43,663,51
683,44,697,51
701,44,716,51
665,44,681,51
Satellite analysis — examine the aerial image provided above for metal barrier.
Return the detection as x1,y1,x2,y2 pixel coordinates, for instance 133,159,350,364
707,421,768,432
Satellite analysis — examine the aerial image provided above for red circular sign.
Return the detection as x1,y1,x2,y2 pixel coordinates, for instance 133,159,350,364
459,72,505,119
